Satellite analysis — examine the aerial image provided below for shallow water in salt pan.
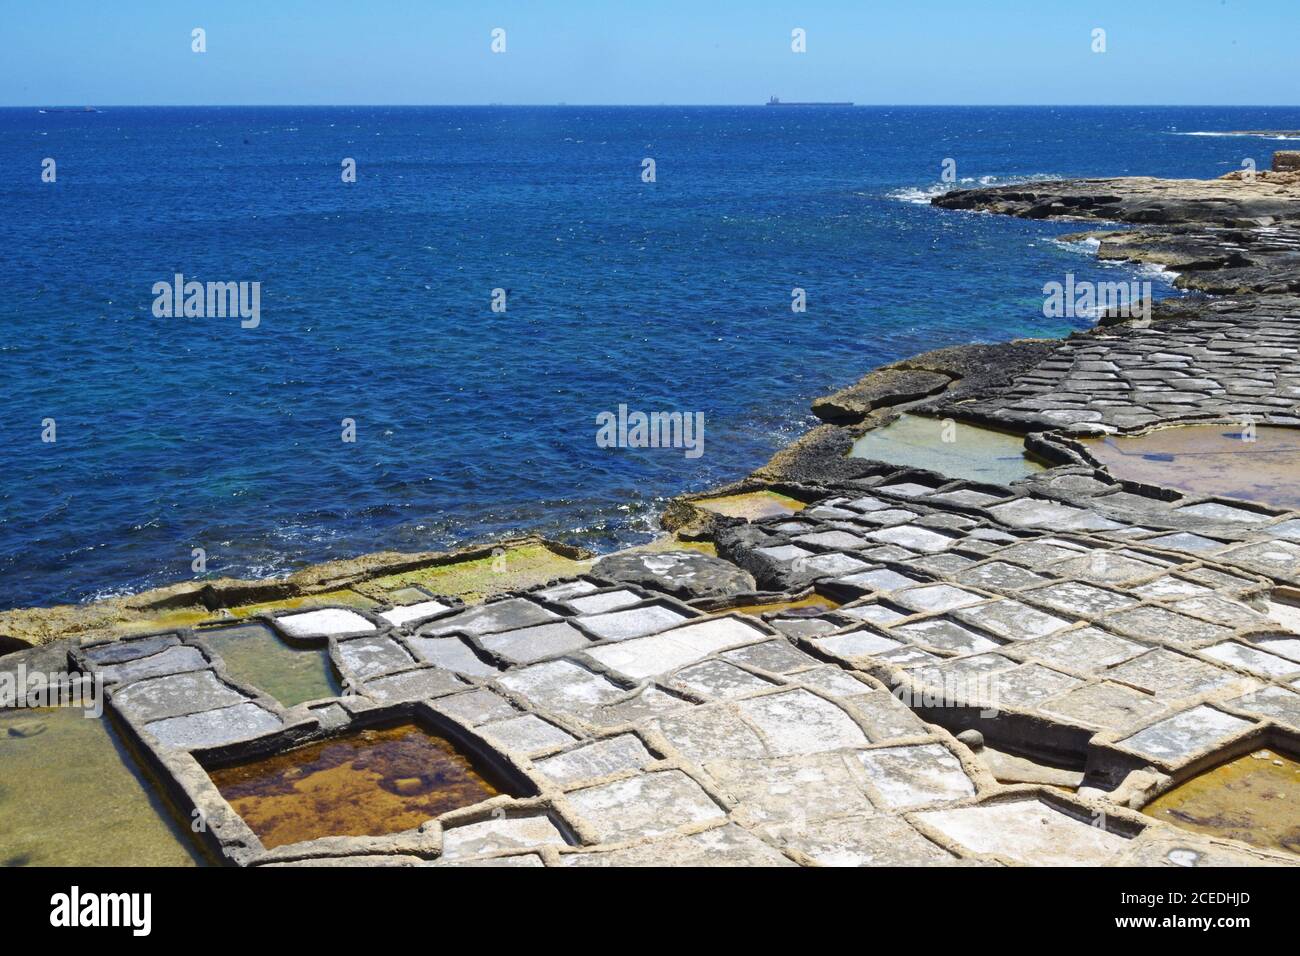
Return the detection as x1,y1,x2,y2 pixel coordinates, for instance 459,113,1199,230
1143,747,1300,855
0,707,202,866
724,594,840,617
207,722,505,849
696,490,807,521
1081,425,1300,510
205,623,341,707
850,414,1044,485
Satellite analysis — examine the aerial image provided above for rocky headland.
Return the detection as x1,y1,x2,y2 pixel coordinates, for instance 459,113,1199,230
4,154,1300,868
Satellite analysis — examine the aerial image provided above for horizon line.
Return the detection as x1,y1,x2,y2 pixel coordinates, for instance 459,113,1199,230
8,102,1300,110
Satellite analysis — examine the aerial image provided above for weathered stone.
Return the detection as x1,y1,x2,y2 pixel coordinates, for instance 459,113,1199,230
479,714,576,755
915,797,1132,865
335,636,415,681
772,813,956,866
534,734,653,786
420,598,559,637
586,617,766,681
440,813,569,860
563,823,793,867
145,701,281,750
479,621,590,664
1118,705,1256,765
565,770,725,842
591,551,755,600
811,368,953,424
112,670,248,722
577,604,696,642
361,667,466,704
856,743,975,809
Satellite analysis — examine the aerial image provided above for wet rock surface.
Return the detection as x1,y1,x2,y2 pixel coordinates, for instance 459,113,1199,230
591,550,756,599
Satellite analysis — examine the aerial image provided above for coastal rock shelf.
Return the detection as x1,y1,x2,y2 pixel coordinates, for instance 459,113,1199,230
15,482,1300,866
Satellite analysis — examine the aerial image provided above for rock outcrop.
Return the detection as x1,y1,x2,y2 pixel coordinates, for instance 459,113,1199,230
932,174,1300,226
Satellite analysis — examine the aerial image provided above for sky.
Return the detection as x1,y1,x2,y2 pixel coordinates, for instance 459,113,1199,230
0,0,1295,106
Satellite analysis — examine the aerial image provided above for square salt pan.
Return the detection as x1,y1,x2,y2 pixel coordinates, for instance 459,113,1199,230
585,617,766,681
420,598,559,637
532,579,600,601
815,630,905,659
578,604,694,641
533,735,653,786
894,584,985,613
836,568,923,593
914,798,1131,866
755,544,814,563
566,770,725,842
277,608,377,639
1201,641,1299,679
480,714,576,755
380,600,452,628
795,553,871,577
564,590,645,615
856,743,975,809
735,689,868,756
865,526,956,553
1118,705,1256,764
479,621,591,664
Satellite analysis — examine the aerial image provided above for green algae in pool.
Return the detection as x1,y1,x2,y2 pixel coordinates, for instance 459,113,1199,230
850,414,1044,485
0,707,203,866
207,723,506,849
1081,425,1300,510
1143,748,1300,855
696,490,806,520
204,622,341,707
724,593,841,617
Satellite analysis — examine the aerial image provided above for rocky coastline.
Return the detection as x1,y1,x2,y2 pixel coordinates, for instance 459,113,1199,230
4,154,1300,867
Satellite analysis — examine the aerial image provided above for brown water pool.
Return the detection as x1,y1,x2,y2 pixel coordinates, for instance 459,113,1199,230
207,722,511,849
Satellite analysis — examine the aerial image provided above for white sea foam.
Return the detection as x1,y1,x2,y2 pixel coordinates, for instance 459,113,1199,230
887,172,1066,205
1049,236,1103,255
1169,131,1300,141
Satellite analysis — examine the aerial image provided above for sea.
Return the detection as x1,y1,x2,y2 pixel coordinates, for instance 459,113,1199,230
2,104,1298,610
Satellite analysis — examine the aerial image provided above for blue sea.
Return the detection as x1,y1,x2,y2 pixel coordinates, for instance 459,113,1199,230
2,105,1298,610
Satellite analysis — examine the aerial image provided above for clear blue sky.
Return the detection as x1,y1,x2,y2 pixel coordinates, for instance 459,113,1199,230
1,0,1295,106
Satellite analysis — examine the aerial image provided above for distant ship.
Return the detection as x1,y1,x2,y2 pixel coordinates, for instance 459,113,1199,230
766,96,853,107
38,107,99,113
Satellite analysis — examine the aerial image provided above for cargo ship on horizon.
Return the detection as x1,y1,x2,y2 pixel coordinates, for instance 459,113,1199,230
766,96,853,107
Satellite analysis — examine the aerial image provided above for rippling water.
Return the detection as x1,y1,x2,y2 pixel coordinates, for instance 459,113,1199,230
2,104,1296,609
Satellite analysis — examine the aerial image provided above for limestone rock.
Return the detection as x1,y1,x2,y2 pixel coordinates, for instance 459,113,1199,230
592,550,754,599
811,369,951,424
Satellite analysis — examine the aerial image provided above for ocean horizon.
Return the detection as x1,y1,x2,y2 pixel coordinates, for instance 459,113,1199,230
3,103,1298,611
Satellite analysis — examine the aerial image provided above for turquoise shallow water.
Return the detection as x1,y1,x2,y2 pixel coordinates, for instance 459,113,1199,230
1,104,1296,610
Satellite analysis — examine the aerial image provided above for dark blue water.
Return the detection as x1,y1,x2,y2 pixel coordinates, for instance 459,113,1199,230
2,105,1298,610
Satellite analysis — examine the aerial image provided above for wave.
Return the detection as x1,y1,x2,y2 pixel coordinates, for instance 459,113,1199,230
887,172,1067,204
1049,237,1181,286
1049,236,1103,255
1169,131,1300,141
